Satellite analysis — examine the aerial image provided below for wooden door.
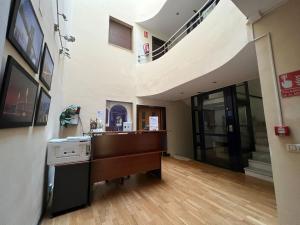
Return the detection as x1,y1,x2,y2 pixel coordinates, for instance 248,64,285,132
137,106,166,131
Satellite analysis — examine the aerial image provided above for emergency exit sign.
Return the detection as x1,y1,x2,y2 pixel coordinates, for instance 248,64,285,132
279,70,300,97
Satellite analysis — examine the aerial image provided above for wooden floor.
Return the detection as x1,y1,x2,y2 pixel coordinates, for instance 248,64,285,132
42,157,277,225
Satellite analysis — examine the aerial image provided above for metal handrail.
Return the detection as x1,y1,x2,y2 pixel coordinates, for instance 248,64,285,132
138,0,219,63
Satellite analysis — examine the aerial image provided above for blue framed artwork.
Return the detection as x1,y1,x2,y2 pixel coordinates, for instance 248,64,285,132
106,101,132,131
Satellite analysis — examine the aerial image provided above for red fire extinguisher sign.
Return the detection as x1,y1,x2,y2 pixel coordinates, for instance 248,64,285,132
279,70,300,97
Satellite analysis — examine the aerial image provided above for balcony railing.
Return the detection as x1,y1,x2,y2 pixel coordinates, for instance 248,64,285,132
138,0,220,63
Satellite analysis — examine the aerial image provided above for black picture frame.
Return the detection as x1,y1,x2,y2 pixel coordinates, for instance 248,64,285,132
34,87,51,126
7,0,44,73
39,44,54,90
0,56,39,128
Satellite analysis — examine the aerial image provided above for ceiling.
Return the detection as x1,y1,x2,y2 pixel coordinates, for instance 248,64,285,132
138,0,207,38
138,0,288,38
231,0,288,23
142,42,259,101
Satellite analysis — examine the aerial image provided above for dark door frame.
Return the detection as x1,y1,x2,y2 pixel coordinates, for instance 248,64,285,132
136,105,166,131
191,96,204,161
191,83,255,171
152,36,166,61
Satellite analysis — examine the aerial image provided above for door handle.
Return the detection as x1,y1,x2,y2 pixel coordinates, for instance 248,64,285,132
228,124,234,132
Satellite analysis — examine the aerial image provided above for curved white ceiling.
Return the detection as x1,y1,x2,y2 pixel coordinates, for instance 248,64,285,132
138,0,208,38
231,0,288,22
135,0,167,23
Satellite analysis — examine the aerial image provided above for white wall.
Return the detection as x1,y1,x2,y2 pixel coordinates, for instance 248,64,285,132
0,0,67,224
135,25,168,63
62,0,194,161
167,100,194,158
253,0,300,224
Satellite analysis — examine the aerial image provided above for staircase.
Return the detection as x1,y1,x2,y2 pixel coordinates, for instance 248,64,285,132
244,125,273,182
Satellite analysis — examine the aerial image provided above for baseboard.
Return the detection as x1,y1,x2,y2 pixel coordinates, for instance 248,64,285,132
162,152,170,157
173,155,192,161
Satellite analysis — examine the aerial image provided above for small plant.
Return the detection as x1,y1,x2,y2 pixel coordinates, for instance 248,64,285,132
60,105,80,127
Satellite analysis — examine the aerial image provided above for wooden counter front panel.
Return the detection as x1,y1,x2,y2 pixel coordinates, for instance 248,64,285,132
92,132,166,158
91,152,161,183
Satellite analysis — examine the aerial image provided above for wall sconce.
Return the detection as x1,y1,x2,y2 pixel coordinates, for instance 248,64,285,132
62,47,69,52
55,0,74,58
61,35,76,43
58,13,68,21
59,49,71,58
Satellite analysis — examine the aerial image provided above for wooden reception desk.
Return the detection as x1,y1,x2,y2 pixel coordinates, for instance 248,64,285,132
90,131,167,185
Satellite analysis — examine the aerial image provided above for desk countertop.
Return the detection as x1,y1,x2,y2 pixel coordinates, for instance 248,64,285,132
91,130,167,136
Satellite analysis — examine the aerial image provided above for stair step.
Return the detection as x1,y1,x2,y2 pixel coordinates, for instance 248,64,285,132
255,137,269,145
248,159,272,172
256,144,269,152
255,126,267,132
252,152,271,163
255,131,268,138
244,167,273,182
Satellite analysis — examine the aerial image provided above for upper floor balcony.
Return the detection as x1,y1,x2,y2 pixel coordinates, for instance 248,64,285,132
134,0,258,100
138,0,220,64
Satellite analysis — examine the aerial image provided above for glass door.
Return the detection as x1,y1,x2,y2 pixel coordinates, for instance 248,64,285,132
192,85,252,171
201,90,231,168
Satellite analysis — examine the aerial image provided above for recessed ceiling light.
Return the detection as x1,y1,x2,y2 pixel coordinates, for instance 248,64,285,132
176,12,180,16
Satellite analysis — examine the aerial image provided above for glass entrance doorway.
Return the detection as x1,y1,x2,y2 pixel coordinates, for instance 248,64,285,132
192,83,254,171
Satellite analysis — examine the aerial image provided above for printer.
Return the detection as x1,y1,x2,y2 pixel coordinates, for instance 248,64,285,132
47,136,91,165
46,136,91,216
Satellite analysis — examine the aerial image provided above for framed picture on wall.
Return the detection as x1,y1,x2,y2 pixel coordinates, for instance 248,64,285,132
106,100,133,131
0,56,39,128
34,87,51,126
39,44,54,90
7,0,44,73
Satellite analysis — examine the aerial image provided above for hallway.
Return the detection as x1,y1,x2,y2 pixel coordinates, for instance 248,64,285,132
42,158,277,225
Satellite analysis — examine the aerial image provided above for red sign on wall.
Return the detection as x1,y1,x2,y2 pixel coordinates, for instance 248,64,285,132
144,31,148,38
279,70,300,97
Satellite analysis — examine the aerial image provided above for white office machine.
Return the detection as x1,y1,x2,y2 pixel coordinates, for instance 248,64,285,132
46,136,91,216
47,136,91,165
123,122,132,131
